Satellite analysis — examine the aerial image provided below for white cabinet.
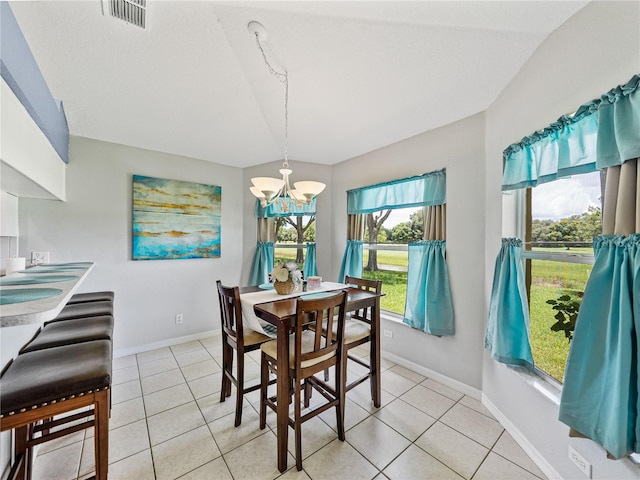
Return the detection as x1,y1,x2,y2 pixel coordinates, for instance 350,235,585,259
0,190,19,237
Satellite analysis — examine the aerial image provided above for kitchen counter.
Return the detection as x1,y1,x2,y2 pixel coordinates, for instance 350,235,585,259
0,263,94,327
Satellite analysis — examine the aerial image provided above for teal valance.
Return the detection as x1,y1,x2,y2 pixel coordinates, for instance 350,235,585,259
596,75,640,169
347,169,446,215
502,74,640,191
255,197,316,218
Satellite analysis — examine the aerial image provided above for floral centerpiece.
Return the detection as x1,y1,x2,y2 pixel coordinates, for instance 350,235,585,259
271,261,303,295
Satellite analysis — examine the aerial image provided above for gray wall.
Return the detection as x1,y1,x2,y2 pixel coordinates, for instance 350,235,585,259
13,136,244,357
330,113,486,391
483,1,640,478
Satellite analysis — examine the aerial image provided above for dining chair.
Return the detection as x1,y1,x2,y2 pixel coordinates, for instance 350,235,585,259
259,291,348,471
319,276,382,403
216,281,274,427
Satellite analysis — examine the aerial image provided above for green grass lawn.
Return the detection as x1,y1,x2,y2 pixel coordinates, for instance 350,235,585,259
529,284,573,382
276,246,581,382
363,249,408,268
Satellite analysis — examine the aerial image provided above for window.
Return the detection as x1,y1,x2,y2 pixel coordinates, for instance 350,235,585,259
274,215,315,270
518,171,603,383
361,207,423,314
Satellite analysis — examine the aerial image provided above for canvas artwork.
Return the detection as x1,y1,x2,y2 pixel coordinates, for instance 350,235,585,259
132,175,221,260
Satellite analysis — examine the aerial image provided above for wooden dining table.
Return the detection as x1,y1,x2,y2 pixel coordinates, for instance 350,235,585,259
239,284,383,473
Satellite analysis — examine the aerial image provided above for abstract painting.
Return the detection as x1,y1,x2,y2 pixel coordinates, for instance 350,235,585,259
132,175,221,260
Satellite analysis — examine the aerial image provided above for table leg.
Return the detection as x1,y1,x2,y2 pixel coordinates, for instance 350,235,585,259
276,321,289,472
371,299,381,408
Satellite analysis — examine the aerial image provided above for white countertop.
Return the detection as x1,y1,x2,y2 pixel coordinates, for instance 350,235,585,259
0,263,95,327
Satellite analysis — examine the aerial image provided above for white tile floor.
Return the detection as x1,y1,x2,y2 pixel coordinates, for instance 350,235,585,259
31,334,547,480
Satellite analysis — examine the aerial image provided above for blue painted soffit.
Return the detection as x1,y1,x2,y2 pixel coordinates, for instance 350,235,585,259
1,1,69,163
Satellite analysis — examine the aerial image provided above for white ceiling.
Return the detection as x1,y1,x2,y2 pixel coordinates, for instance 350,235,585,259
9,0,589,168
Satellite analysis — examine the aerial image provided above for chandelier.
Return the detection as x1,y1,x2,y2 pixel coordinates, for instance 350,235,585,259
248,21,326,212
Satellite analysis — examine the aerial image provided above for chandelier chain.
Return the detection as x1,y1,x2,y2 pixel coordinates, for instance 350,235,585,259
254,32,289,166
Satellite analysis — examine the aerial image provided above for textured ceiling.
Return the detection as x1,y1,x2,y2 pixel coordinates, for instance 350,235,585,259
8,1,589,168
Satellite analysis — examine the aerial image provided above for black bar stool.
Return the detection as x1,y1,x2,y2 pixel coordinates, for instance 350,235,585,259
67,291,114,304
1,340,112,480
20,315,114,353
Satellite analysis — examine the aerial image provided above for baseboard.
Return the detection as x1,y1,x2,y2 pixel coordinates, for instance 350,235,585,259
482,394,562,480
113,329,219,358
382,351,483,400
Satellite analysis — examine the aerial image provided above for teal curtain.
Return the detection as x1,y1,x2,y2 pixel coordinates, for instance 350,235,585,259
255,198,316,218
502,74,640,191
248,241,274,286
303,242,317,277
596,75,640,169
403,241,454,335
559,234,640,459
484,238,534,370
502,109,598,190
347,169,446,214
338,240,363,282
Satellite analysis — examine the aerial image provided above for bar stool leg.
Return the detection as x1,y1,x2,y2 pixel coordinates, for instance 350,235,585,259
13,425,28,480
94,390,110,480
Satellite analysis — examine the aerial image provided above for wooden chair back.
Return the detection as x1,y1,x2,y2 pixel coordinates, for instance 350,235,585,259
294,291,347,376
344,276,382,324
216,280,244,347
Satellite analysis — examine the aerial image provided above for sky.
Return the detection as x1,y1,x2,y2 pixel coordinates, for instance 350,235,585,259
382,208,418,228
532,172,602,221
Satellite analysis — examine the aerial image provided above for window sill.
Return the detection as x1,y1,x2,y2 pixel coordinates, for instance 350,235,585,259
508,364,562,406
380,309,404,323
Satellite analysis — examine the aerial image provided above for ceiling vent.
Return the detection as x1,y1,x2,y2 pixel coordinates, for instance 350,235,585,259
106,0,146,29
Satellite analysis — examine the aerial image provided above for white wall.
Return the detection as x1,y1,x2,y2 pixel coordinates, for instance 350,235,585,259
483,1,640,478
330,113,486,391
14,136,244,356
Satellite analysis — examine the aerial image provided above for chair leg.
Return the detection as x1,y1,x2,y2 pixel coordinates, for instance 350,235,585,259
14,425,28,480
94,390,110,480
294,379,303,471
303,379,311,408
335,359,346,442
259,352,268,430
369,340,379,406
220,344,230,403
234,350,244,427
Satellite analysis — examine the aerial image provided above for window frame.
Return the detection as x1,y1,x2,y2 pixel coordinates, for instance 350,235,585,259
361,206,423,316
516,180,600,384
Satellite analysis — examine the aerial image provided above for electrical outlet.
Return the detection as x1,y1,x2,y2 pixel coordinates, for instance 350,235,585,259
383,330,393,338
568,446,591,478
31,252,50,265
175,314,183,324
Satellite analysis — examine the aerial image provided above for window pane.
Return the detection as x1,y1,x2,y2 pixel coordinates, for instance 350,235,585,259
274,215,315,270
362,207,421,315
530,171,602,251
529,260,590,382
526,171,600,383
363,256,408,315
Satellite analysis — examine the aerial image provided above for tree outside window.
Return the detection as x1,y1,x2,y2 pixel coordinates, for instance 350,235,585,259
275,215,315,266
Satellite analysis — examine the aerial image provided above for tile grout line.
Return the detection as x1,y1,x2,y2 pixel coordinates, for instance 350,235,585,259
35,337,546,480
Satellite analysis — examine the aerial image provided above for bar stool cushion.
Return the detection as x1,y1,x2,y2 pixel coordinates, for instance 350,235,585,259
46,300,113,324
67,291,114,304
1,340,112,416
21,316,114,353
